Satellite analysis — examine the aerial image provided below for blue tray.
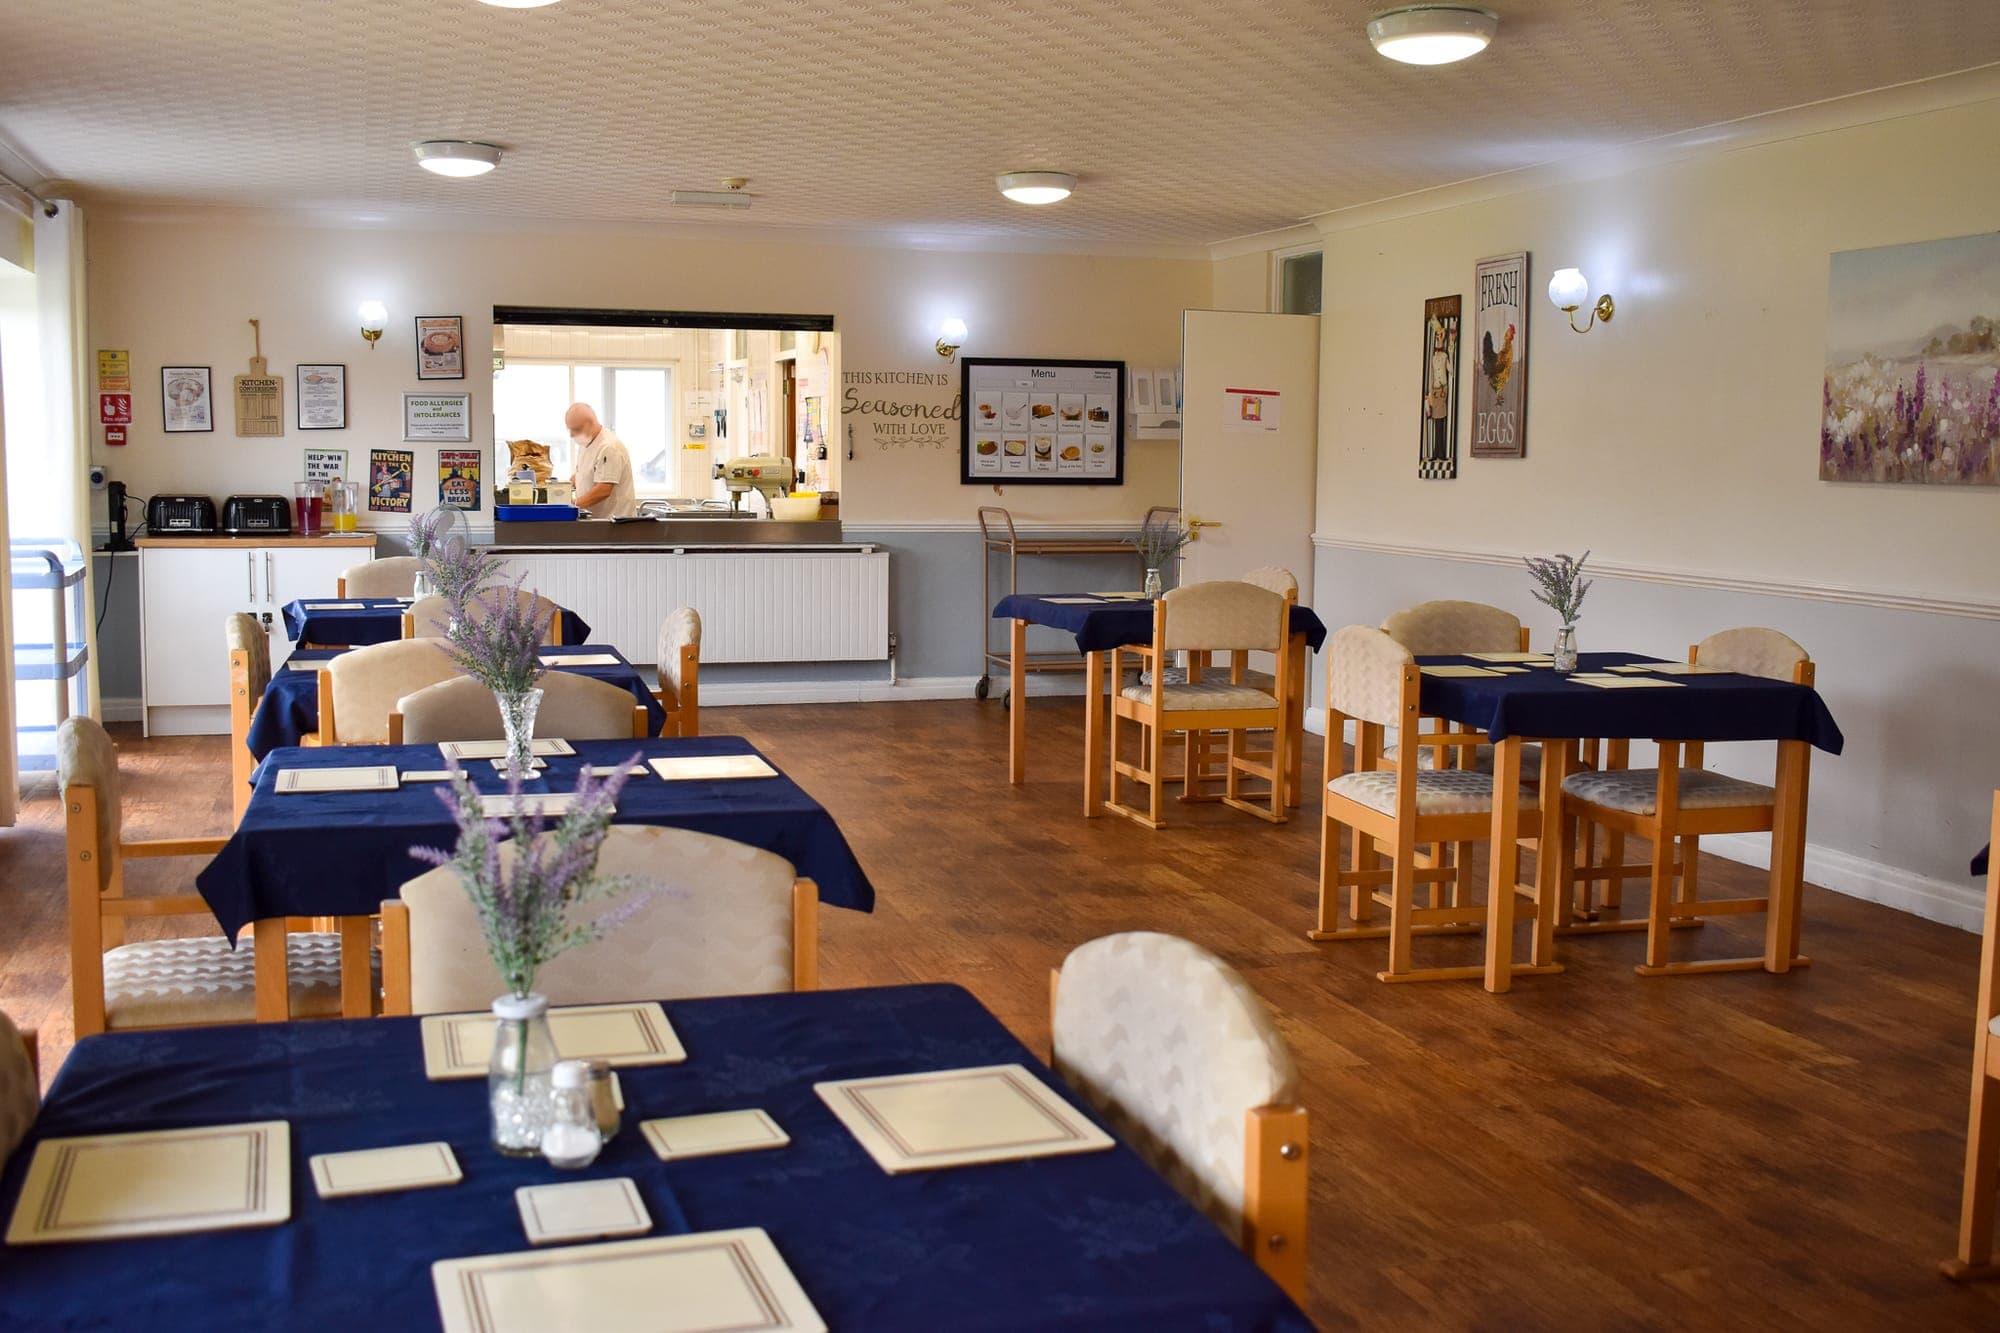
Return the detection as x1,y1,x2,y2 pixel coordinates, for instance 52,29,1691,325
494,504,579,522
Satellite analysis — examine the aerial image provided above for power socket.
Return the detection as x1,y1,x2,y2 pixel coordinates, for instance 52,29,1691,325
88,465,108,490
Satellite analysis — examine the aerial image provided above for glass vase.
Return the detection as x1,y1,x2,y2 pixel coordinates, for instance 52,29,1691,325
412,568,434,600
498,686,544,781
489,992,557,1157
1553,625,1579,674
1144,567,1163,600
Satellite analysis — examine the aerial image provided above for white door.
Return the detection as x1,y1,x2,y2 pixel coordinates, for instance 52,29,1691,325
268,546,365,669
140,547,258,711
1177,310,1320,594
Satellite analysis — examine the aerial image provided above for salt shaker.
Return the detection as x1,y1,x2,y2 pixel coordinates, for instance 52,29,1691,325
585,1060,621,1142
539,1060,603,1169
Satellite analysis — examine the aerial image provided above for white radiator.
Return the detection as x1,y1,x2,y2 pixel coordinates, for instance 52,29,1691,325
494,549,889,665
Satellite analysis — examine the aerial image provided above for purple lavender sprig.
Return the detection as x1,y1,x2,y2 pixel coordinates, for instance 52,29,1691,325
439,572,551,696
1524,550,1592,627
409,754,647,998
407,508,453,563
425,538,500,610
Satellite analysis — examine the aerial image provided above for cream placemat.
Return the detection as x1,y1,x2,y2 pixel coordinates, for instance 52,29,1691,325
816,1063,1113,1174
439,738,576,760
421,1002,686,1081
541,653,622,666
516,1178,651,1247
311,1142,461,1199
641,1110,789,1162
6,1121,291,1245
648,755,778,782
1421,665,1502,678
276,765,398,794
432,1228,825,1333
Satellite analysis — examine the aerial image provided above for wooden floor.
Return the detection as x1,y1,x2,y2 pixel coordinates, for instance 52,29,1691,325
2,700,1996,1329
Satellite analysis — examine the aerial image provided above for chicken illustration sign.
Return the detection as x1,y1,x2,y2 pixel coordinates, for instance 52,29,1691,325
1472,251,1529,459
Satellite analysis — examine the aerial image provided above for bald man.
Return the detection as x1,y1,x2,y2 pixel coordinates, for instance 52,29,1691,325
565,402,636,518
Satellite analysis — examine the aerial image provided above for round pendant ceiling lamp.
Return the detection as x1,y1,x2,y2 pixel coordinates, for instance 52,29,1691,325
1367,6,1498,65
996,171,1078,205
413,141,502,177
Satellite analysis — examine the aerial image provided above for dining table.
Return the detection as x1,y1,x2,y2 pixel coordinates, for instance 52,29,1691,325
991,592,1328,816
246,644,666,758
0,984,1310,1332
282,596,592,649
1413,651,1844,992
199,737,875,1019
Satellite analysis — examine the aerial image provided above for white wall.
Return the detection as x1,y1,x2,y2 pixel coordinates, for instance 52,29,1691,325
84,213,1208,529
1311,85,2000,926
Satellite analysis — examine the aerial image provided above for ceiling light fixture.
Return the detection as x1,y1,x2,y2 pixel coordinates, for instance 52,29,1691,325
1366,6,1498,65
413,141,502,177
672,178,753,209
996,171,1077,205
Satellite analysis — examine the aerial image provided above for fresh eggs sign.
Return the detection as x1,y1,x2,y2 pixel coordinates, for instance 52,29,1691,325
842,370,959,453
1471,250,1529,459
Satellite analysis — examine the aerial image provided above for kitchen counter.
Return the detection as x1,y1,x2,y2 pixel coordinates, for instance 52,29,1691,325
135,534,377,549
492,516,842,548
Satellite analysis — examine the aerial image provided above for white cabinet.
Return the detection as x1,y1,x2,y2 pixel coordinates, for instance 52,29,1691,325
140,539,373,735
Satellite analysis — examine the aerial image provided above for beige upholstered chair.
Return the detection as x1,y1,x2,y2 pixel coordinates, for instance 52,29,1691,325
1380,599,1525,656
1310,626,1549,983
337,556,421,599
318,637,458,744
1946,792,2000,1280
403,587,561,645
380,825,819,1014
58,717,352,1037
389,672,649,744
1108,582,1291,828
0,1010,37,1163
654,608,702,737
1051,931,1307,1303
1560,628,1814,976
226,613,273,822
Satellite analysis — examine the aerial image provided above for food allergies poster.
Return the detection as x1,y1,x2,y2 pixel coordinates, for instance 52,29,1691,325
369,448,413,512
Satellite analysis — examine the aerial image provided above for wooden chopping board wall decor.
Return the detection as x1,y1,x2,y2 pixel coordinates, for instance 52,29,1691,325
234,318,284,437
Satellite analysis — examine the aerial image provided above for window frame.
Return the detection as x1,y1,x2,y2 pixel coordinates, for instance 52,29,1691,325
1269,242,1324,316
493,355,682,497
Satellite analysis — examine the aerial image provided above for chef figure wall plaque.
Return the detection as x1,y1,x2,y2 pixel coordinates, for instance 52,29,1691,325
961,357,1124,485
1471,251,1528,459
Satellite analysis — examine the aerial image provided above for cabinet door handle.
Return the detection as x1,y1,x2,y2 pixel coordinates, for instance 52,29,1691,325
265,552,275,603
247,552,256,601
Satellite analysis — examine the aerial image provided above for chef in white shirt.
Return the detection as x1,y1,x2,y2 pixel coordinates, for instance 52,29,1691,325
564,402,637,518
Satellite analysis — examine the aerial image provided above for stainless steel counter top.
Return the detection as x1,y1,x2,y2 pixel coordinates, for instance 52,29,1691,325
492,517,840,547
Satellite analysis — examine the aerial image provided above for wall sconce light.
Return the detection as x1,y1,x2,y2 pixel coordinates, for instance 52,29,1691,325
936,318,968,361
358,301,388,348
1547,268,1614,334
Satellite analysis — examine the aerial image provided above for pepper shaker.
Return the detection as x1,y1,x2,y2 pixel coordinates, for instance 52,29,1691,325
585,1059,621,1142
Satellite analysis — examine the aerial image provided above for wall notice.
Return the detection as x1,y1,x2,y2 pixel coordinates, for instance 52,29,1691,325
842,369,959,453
438,449,482,509
369,448,414,512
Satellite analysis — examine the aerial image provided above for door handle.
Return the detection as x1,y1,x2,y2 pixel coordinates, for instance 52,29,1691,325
1185,517,1223,542
247,552,256,601
265,552,275,603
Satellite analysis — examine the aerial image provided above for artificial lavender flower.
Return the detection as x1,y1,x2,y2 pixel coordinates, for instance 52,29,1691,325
1524,550,1592,627
426,538,501,609
1129,514,1195,572
407,508,452,563
409,755,647,997
440,572,551,696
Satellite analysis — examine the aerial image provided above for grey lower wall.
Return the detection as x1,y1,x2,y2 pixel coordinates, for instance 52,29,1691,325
1311,540,1998,923
91,552,142,703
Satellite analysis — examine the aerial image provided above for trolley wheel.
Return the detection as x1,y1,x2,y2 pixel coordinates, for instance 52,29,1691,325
975,675,991,700
1002,690,1012,712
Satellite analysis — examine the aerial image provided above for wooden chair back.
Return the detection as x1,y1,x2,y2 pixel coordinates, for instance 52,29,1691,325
655,607,702,737
319,638,458,744
380,825,818,1015
337,556,421,599
389,672,648,745
1051,931,1307,1303
225,612,271,823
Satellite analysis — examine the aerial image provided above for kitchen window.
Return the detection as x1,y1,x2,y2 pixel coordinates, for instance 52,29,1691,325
492,359,679,496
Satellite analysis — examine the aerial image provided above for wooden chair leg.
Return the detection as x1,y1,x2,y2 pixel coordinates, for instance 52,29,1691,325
1678,832,1702,917
1314,817,1341,935
1146,719,1166,826
1383,829,1417,978
1947,1065,2000,1279
1348,831,1376,925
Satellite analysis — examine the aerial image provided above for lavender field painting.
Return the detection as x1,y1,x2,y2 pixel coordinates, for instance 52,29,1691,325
1822,231,2000,485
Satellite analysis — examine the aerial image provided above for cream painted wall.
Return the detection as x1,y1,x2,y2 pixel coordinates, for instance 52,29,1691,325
1210,252,1270,312
84,214,1206,528
1315,95,2000,603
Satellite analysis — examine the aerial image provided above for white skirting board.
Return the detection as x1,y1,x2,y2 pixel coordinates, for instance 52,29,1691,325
1303,705,1979,933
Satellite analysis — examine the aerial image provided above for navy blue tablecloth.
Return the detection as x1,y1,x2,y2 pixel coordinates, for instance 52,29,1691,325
1415,652,1844,752
994,592,1328,655
282,596,592,648
0,985,1309,1332
197,737,873,933
246,645,666,759
1975,845,1989,877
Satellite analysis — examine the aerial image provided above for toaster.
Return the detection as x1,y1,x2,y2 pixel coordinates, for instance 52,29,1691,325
221,494,293,535
145,494,218,534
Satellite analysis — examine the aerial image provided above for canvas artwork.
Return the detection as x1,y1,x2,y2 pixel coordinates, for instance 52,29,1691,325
1822,231,2000,485
1419,295,1461,479
1471,252,1528,459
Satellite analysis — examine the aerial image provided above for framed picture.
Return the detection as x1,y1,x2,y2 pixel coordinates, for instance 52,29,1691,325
415,315,465,380
1419,295,1461,480
961,356,1125,486
1471,251,1528,459
303,448,348,487
160,366,214,433
438,449,482,510
296,363,346,430
404,391,472,442
368,448,414,512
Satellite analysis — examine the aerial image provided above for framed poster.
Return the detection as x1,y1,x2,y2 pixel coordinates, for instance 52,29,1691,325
415,316,465,380
961,357,1125,485
404,391,472,441
438,449,482,510
1419,294,1461,479
161,366,214,433
369,448,414,512
303,448,349,487
296,364,347,429
1471,251,1528,458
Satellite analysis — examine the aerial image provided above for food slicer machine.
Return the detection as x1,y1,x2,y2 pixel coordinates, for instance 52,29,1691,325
713,455,801,515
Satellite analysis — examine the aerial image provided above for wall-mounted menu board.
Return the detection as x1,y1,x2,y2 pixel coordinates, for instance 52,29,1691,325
961,357,1124,485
